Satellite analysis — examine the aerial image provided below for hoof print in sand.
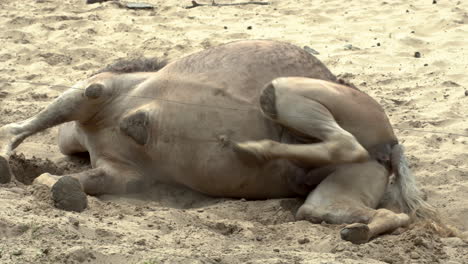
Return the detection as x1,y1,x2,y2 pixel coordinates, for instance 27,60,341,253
51,176,87,212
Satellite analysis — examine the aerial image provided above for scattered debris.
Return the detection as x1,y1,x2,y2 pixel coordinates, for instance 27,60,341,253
87,0,154,9
304,46,320,55
186,1,270,9
344,44,360,50
441,81,460,87
86,0,111,3
123,2,154,10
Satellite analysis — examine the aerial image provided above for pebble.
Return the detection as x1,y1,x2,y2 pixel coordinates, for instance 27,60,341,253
247,26,252,30
464,90,468,96
441,237,466,247
298,238,310,244
410,252,420,259
414,52,421,58
69,217,80,227
12,250,23,256
344,44,360,50
273,248,280,252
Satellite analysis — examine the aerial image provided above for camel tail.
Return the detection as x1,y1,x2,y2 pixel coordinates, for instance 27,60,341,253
388,144,438,220
385,144,462,237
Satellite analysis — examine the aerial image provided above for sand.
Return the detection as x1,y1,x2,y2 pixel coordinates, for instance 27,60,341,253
0,0,467,263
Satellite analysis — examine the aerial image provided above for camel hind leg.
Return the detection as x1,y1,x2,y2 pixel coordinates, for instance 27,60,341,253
234,77,369,168
340,208,410,244
296,161,410,243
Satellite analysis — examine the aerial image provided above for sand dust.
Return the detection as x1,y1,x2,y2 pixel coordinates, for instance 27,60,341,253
0,0,467,263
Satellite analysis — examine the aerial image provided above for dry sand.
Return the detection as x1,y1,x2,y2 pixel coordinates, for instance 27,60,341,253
0,0,467,263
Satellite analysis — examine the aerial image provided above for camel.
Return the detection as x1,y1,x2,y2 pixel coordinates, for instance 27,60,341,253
0,40,434,243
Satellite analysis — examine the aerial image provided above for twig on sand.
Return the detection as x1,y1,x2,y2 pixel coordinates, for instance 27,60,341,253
185,1,270,9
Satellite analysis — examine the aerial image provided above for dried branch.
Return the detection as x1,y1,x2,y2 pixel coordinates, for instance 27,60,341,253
185,1,270,9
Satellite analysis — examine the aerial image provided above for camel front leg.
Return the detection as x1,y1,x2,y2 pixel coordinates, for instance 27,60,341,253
34,164,145,212
0,80,112,183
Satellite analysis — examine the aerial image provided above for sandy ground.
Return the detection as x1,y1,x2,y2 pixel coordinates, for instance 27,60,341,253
0,0,467,263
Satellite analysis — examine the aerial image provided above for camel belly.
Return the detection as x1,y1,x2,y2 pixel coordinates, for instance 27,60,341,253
147,102,298,198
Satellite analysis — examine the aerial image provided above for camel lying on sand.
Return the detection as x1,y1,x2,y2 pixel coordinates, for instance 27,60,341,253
0,40,433,244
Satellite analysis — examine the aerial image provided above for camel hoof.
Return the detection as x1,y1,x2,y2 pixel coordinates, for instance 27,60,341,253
51,176,87,212
232,143,265,167
0,155,12,184
340,223,370,244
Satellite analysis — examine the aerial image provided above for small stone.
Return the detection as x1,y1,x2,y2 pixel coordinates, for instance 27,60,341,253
135,239,146,246
424,63,428,66
377,42,381,46
298,238,310,244
410,252,420,259
69,217,79,227
464,90,468,96
247,26,252,30
441,237,465,247
197,209,204,213
273,248,280,252
12,250,23,256
256,236,263,241
414,52,421,58
223,26,228,29
433,0,437,4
